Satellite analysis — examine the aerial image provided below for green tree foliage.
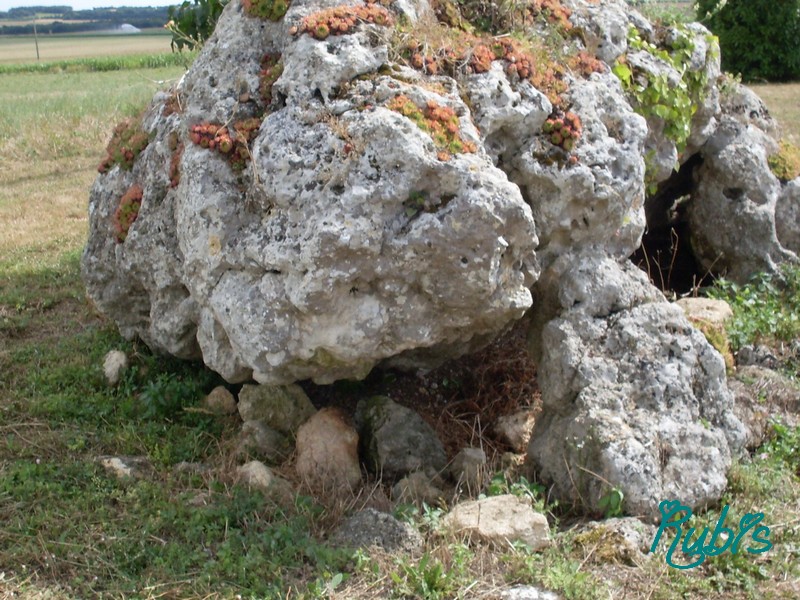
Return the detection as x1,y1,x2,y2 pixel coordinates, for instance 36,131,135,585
695,0,800,81
166,0,229,52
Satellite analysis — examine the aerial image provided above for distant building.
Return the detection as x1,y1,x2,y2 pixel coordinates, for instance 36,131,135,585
116,23,141,34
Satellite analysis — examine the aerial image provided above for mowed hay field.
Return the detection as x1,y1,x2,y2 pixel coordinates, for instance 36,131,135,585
0,32,173,64
0,66,185,270
749,83,800,145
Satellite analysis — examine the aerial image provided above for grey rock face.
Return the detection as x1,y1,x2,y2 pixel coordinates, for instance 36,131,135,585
688,119,796,283
527,254,746,520
82,0,538,385
508,72,648,267
237,383,315,436
776,177,800,254
329,508,423,552
237,420,291,464
355,396,446,480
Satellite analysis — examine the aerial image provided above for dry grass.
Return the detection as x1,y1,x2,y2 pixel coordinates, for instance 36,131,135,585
749,82,800,145
0,34,173,65
0,67,184,265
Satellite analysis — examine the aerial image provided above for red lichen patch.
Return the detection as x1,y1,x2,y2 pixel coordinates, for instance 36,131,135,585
242,0,290,21
113,183,143,243
259,54,284,107
190,118,262,171
98,119,150,174
397,26,569,106
388,94,477,161
542,109,582,152
568,49,606,77
169,142,184,188
529,0,573,32
296,3,394,41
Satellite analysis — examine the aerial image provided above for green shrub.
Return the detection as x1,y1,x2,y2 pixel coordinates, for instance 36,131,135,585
768,140,800,182
166,0,229,52
708,263,800,350
696,0,800,82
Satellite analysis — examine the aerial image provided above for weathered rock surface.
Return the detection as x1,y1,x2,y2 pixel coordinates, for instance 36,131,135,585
675,297,733,327
527,254,746,520
499,586,560,600
507,71,648,266
329,508,423,552
237,383,315,436
82,0,538,385
97,455,151,479
103,350,128,386
392,471,446,506
573,517,656,566
355,396,446,480
448,447,487,493
688,118,796,283
237,420,291,463
295,407,361,490
202,385,238,415
441,494,550,551
493,409,537,452
236,459,295,503
776,177,800,254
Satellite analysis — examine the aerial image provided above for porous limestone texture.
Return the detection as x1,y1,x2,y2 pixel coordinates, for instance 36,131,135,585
527,254,746,521
505,71,648,267
442,494,551,551
776,177,800,255
688,118,796,282
82,0,539,384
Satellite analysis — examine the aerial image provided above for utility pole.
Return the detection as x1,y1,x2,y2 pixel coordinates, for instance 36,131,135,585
33,14,40,61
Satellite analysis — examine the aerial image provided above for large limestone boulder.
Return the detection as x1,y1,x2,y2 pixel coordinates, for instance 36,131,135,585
688,118,796,282
527,254,746,520
776,177,800,254
82,0,539,384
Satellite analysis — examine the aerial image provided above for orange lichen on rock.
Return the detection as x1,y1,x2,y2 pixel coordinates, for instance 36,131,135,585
113,183,143,243
190,118,262,171
295,3,394,40
98,119,150,174
569,49,606,77
542,110,582,152
529,0,573,31
388,94,477,161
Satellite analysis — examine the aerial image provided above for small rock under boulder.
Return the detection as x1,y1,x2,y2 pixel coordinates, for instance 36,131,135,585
103,350,128,386
329,508,423,553
295,407,362,490
441,494,550,551
237,383,316,437
355,396,446,480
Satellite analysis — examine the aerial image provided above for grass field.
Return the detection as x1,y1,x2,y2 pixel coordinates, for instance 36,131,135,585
749,83,800,145
0,45,799,598
0,33,174,64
